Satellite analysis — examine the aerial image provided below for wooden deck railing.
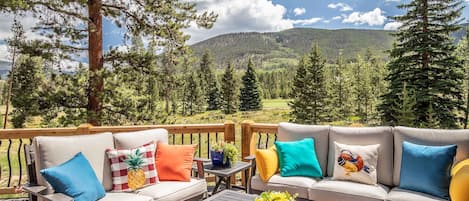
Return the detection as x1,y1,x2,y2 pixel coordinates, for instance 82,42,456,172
241,121,279,160
0,121,235,196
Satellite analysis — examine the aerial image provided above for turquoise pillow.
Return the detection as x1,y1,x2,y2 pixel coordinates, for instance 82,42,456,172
40,152,106,201
400,141,457,199
275,138,322,178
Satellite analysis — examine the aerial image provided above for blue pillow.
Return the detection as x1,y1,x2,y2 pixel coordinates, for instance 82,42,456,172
275,138,322,178
40,152,106,201
399,141,457,199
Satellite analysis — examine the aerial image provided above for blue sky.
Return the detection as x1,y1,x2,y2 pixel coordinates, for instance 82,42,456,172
1,0,469,62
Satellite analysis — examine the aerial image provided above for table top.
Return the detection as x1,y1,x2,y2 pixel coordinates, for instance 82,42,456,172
202,161,251,177
204,190,257,201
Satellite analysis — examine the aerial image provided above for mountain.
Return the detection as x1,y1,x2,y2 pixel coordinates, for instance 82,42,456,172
191,26,468,69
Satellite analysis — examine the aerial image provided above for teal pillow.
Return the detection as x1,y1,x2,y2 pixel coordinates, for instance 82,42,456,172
40,152,106,201
400,141,457,200
275,138,322,178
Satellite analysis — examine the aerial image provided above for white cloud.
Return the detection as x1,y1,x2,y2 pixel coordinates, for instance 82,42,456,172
328,3,353,12
384,21,403,30
332,16,342,20
385,0,400,2
342,8,386,26
293,8,306,16
290,18,323,26
0,44,9,62
186,0,296,44
323,20,331,24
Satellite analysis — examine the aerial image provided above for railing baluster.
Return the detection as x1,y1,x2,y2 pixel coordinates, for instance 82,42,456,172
190,133,193,144
207,133,210,158
257,132,262,149
265,133,269,148
181,133,184,145
198,133,201,158
17,139,23,187
215,132,219,142
172,134,175,145
274,133,278,142
7,139,12,187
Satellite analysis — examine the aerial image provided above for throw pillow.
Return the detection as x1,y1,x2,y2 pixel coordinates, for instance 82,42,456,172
155,143,197,181
275,138,322,178
106,142,158,192
255,146,278,182
40,152,106,201
450,159,469,201
332,142,379,185
400,141,457,199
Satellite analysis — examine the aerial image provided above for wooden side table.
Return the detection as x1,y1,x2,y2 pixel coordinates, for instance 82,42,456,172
194,161,252,195
204,190,257,201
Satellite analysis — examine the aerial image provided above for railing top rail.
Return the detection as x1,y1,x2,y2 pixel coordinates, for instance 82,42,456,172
250,123,278,133
0,123,228,139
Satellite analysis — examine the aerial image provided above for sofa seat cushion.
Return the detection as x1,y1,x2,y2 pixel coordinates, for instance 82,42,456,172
136,178,206,201
100,192,153,201
308,178,389,201
387,188,448,201
251,174,319,199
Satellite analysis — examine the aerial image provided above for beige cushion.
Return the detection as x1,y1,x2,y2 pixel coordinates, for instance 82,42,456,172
278,122,330,176
252,174,318,199
308,178,389,201
136,179,207,201
393,126,469,186
328,126,394,186
387,188,447,201
113,128,169,149
100,193,153,201
33,133,114,192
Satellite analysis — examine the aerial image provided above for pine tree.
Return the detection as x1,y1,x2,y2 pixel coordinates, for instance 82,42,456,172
457,25,469,128
328,50,352,121
290,43,328,124
379,0,465,128
0,1,217,125
221,62,238,114
239,58,262,111
182,72,204,116
199,50,221,110
393,83,416,127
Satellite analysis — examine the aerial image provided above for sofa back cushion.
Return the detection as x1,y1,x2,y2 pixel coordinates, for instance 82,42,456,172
277,122,330,176
113,128,168,149
393,126,469,186
328,126,394,186
33,132,114,193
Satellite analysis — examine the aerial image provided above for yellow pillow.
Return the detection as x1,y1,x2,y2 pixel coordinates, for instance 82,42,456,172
450,159,469,201
255,146,278,182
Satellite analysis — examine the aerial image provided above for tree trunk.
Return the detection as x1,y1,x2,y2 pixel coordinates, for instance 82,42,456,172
87,0,103,126
3,46,17,129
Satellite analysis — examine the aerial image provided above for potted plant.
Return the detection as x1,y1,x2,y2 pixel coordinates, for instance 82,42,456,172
210,141,239,168
255,191,297,201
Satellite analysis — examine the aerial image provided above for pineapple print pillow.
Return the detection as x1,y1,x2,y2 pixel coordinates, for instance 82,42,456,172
332,142,380,185
106,142,158,192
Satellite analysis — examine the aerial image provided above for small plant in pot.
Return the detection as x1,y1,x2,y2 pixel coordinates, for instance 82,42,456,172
210,141,239,168
255,191,297,201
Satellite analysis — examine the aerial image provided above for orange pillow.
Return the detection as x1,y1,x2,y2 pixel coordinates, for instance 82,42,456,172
155,143,196,181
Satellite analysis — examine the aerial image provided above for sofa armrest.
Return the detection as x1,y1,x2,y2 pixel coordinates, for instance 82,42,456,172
193,157,210,179
244,156,256,176
23,185,73,201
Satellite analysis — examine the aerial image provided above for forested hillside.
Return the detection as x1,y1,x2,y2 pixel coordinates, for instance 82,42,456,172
191,26,468,69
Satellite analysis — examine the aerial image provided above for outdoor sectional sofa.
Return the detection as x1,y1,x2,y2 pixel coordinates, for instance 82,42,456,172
23,129,207,201
249,123,469,201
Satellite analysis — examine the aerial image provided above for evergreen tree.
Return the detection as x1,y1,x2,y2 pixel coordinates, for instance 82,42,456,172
328,50,352,121
379,0,465,128
199,50,221,110
239,58,262,111
393,83,416,127
290,43,328,124
1,0,217,125
457,25,469,128
221,62,238,114
11,55,44,128
182,72,204,115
